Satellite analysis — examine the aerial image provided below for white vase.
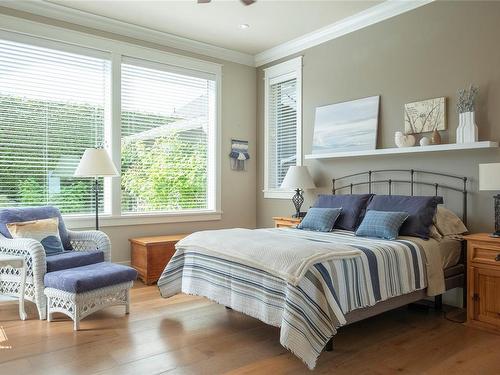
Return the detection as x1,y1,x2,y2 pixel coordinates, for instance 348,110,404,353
457,111,478,143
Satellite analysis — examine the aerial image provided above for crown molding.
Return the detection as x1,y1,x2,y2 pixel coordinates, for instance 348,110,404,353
0,0,255,67
254,0,434,67
0,0,434,68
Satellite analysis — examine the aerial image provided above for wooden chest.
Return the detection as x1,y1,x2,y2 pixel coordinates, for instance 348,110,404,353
130,234,188,285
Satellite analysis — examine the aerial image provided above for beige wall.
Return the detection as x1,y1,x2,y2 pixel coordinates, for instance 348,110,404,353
257,1,500,235
0,7,257,263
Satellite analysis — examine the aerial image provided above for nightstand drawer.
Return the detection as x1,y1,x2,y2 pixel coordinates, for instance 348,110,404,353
469,243,500,266
272,216,301,228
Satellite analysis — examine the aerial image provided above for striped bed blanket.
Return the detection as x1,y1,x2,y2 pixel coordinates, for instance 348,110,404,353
158,228,427,369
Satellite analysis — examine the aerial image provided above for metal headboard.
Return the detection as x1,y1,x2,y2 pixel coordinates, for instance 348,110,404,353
332,169,468,227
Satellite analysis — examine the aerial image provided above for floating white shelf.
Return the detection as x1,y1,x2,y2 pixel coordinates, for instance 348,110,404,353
304,141,499,160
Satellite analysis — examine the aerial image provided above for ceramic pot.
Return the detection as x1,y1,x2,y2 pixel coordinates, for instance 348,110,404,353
431,130,441,145
420,137,431,146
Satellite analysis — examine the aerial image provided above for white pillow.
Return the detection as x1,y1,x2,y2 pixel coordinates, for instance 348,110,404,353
7,217,64,255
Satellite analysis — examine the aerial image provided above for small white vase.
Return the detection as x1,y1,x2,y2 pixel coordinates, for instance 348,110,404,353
420,137,430,146
457,111,478,143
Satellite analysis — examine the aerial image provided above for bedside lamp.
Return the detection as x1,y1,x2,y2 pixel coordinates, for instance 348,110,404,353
281,166,316,218
75,148,119,230
479,163,500,237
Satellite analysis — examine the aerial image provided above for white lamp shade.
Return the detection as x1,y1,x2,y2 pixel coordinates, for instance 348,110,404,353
479,163,500,191
74,148,119,177
281,166,316,190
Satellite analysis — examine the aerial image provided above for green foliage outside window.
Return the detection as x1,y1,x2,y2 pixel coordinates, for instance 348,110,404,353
0,94,208,214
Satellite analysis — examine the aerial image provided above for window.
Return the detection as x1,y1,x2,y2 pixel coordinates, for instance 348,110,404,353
0,38,110,214
0,29,221,226
121,59,216,214
263,57,302,199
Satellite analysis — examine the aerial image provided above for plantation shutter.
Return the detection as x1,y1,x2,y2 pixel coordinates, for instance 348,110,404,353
268,77,298,189
121,58,216,213
0,37,110,214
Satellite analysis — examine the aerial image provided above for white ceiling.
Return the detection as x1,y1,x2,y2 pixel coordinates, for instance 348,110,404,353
46,0,382,55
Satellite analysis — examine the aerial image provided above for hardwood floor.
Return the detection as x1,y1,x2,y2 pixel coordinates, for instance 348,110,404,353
1,282,499,374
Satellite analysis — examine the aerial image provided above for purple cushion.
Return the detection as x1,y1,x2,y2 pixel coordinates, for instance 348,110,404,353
46,251,104,273
0,206,72,250
44,263,138,293
313,194,374,231
366,195,443,239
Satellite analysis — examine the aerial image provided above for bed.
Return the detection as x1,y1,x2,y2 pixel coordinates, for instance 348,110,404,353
158,169,467,369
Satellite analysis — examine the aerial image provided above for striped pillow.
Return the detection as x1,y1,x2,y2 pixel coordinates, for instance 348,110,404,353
355,210,408,240
297,207,342,232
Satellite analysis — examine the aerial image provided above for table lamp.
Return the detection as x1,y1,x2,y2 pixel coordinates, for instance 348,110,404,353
479,163,500,237
281,166,316,218
75,148,119,230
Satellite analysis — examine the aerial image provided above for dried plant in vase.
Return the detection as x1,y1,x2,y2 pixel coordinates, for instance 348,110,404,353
456,85,479,143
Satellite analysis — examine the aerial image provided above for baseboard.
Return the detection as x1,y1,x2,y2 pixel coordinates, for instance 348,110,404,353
115,260,131,266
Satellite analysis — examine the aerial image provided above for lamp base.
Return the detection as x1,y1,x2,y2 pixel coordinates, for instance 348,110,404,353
291,188,304,219
489,232,500,238
292,211,307,218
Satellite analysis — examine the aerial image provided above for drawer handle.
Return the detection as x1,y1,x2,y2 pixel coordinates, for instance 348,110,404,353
496,254,500,261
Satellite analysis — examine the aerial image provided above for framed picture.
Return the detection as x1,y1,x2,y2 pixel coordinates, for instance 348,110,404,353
404,97,446,134
312,96,380,154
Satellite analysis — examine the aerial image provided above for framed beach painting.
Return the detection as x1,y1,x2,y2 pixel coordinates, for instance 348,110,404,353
312,95,380,154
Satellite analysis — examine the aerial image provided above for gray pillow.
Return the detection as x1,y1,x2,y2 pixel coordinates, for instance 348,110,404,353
366,195,443,239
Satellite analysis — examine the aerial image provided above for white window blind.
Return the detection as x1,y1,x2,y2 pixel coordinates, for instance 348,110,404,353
121,59,216,213
0,38,110,214
267,77,298,189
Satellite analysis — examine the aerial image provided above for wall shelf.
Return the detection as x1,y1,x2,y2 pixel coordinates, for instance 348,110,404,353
304,141,498,160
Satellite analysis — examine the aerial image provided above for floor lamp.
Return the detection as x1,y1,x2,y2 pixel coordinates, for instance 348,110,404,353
74,148,119,230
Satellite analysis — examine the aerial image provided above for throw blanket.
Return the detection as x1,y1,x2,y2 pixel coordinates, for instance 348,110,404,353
158,229,428,369
176,228,362,285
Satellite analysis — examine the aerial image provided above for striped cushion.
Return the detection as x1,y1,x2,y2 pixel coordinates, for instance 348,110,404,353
355,210,408,240
297,207,342,232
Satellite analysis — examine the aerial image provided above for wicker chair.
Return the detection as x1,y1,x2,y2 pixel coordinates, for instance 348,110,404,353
0,229,110,320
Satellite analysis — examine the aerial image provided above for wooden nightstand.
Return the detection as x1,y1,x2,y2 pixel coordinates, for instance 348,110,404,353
464,233,500,333
273,216,301,228
130,234,188,285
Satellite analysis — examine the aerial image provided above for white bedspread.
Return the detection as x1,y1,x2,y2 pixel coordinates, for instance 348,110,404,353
176,228,362,285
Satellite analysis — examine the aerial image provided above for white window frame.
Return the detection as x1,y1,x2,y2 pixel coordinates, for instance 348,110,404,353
263,56,302,199
0,15,222,227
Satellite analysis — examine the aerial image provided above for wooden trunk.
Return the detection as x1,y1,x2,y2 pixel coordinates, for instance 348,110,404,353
130,234,188,285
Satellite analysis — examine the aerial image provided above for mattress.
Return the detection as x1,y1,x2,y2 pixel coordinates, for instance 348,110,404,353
438,238,462,269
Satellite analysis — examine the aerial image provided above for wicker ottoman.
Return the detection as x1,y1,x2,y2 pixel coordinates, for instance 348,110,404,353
44,262,138,330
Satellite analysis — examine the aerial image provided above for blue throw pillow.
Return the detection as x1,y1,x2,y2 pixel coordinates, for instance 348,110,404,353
355,210,409,240
297,207,342,232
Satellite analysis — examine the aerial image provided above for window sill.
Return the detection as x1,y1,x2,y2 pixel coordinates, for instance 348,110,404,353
263,189,294,200
63,210,222,229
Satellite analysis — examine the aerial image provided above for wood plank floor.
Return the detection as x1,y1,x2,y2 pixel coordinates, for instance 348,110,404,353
1,282,499,375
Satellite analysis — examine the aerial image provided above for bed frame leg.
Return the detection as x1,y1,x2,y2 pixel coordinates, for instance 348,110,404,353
325,338,333,352
434,295,443,311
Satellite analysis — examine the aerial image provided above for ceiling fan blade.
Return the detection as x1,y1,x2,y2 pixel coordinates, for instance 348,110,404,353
241,0,256,5
198,0,211,3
